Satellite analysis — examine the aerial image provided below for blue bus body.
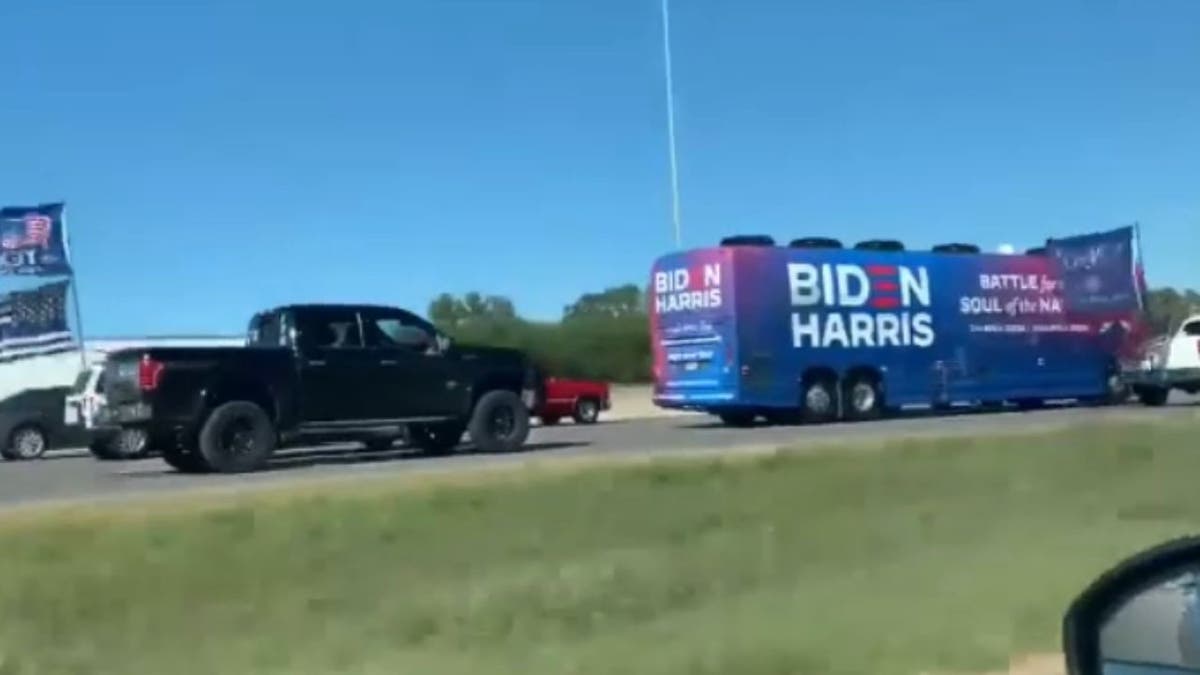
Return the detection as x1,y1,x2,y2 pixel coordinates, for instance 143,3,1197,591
650,244,1131,415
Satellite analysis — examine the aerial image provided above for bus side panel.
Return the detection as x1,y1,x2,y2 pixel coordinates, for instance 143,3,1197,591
728,247,1117,409
936,252,1115,402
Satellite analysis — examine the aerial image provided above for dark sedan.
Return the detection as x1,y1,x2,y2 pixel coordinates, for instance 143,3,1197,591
0,386,91,461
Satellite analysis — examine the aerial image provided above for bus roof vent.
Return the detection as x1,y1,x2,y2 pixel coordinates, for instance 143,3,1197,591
719,234,775,247
788,237,843,249
853,239,906,252
931,243,981,254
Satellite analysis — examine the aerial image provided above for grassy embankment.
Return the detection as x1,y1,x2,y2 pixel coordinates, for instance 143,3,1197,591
1,417,1198,675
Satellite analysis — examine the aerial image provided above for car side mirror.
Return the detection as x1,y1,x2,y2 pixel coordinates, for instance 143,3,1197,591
1063,536,1200,674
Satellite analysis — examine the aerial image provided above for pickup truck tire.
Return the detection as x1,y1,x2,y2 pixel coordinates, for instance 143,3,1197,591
1136,386,1170,407
468,390,530,454
161,445,212,473
197,401,277,473
572,398,601,424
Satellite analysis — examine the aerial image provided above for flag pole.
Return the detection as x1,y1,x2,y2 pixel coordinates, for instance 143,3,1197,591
60,205,87,371
1132,221,1146,311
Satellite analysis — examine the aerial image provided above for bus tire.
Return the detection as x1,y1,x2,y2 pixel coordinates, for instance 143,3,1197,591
718,411,756,427
843,374,883,421
801,377,838,423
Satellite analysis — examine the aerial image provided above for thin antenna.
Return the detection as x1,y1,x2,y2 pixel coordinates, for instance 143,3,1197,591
660,0,683,249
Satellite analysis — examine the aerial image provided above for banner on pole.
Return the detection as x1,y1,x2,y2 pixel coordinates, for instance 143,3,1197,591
0,280,76,363
1045,225,1140,313
0,203,73,276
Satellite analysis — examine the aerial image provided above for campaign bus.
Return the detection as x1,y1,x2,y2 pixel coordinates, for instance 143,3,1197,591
649,230,1144,426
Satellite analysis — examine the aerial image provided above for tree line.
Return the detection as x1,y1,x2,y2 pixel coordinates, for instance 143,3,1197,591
429,285,1200,383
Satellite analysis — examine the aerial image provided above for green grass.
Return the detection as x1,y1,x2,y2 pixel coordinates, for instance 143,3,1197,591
1,418,1199,675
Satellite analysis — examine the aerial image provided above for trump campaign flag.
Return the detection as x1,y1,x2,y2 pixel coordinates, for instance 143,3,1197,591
0,203,73,277
0,280,75,363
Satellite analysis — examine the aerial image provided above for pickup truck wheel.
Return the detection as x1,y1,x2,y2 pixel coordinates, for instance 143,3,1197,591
197,401,276,473
2,425,48,461
468,390,530,454
1136,386,1170,407
407,422,464,456
162,445,211,474
572,398,601,424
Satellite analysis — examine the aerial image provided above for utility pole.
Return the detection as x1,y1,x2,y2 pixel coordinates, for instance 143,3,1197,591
660,0,683,249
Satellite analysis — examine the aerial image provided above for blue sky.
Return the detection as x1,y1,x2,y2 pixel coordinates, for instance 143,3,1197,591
1,0,1197,336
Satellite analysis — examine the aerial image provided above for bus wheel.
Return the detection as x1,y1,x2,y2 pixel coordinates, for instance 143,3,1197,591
718,411,757,427
843,375,883,421
801,378,838,423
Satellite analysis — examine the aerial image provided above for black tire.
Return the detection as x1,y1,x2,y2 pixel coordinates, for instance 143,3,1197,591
718,411,757,427
843,374,883,421
91,428,150,461
572,398,601,424
407,422,465,456
468,390,530,454
1137,386,1170,407
196,401,276,474
1016,398,1045,411
801,377,839,423
161,444,212,474
2,425,48,461
1088,368,1130,406
89,437,121,461
540,415,561,426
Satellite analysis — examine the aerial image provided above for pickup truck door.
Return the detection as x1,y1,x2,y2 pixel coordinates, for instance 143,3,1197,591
1169,320,1200,370
359,309,467,418
293,308,382,422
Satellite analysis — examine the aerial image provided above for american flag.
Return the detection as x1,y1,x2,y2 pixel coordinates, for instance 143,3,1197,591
22,215,52,248
0,280,76,363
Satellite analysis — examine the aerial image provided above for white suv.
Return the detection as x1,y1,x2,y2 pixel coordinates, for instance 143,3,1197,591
65,364,151,460
1125,315,1200,406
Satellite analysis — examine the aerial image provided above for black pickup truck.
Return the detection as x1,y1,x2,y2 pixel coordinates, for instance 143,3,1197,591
99,303,543,473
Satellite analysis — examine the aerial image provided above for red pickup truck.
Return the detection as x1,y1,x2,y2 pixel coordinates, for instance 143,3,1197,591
537,377,611,425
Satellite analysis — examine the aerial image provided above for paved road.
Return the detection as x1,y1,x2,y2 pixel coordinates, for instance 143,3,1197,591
2,396,1196,511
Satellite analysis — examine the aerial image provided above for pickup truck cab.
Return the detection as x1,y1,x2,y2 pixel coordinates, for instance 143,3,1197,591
100,303,543,473
537,377,610,425
1124,313,1200,406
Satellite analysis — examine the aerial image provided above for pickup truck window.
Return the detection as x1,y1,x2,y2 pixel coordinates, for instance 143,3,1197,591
294,308,364,350
248,311,286,347
1184,321,1200,337
361,311,435,353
